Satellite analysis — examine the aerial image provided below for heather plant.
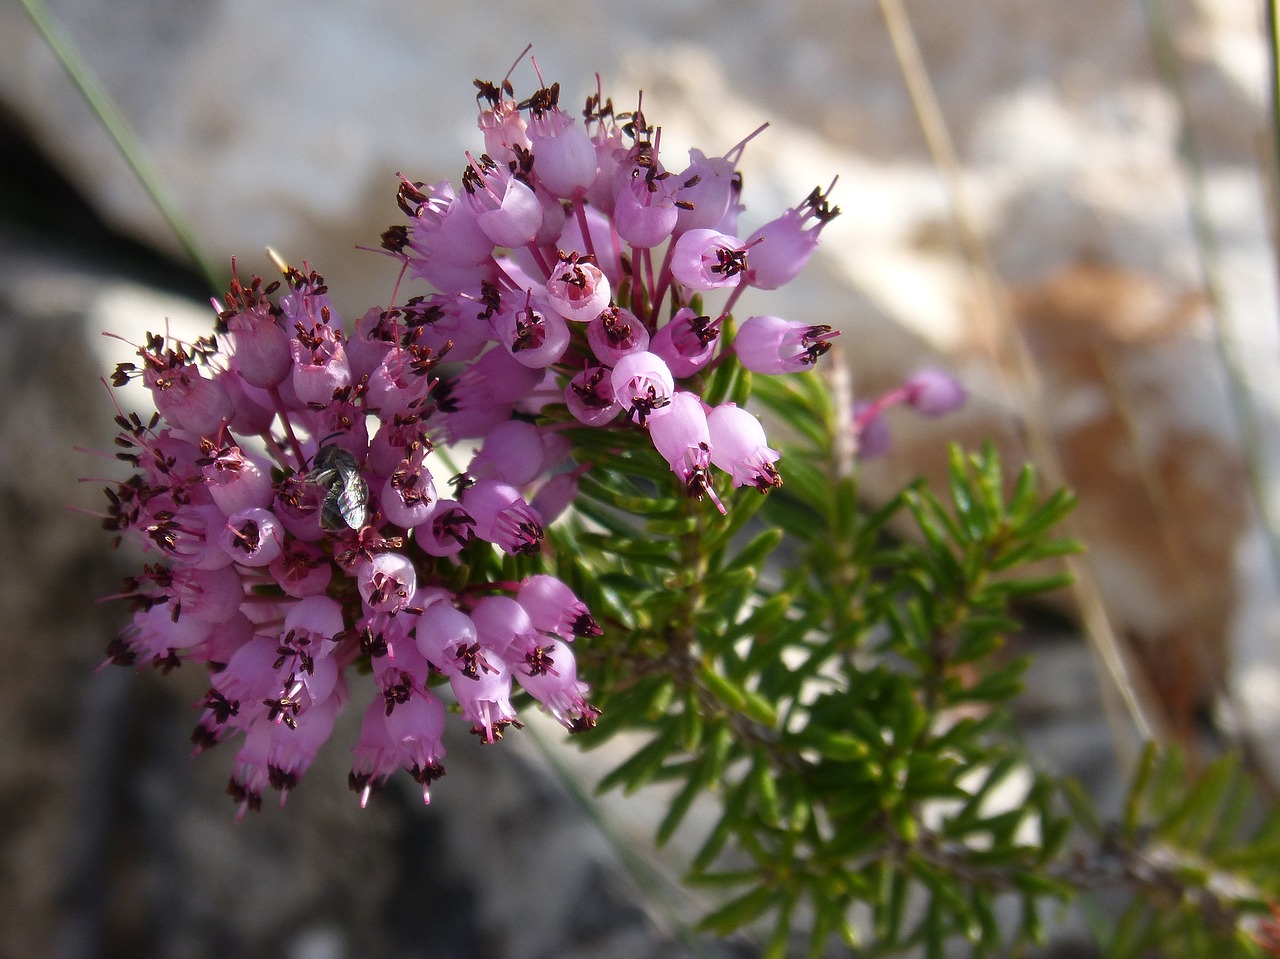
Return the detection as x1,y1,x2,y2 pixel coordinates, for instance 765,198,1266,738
85,53,1280,958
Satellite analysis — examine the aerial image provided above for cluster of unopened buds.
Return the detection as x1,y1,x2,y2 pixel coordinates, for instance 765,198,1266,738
93,56,851,816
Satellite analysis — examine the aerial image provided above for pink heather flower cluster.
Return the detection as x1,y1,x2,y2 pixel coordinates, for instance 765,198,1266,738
95,59,843,816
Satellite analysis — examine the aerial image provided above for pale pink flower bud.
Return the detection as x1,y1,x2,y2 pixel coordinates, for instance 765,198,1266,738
469,420,546,487
854,403,891,459
904,368,967,416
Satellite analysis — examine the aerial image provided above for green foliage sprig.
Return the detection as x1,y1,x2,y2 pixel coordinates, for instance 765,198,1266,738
548,365,1280,957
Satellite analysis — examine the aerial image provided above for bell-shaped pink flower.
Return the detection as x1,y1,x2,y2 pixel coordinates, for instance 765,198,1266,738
382,689,447,803
230,689,344,815
545,251,611,322
566,366,621,426
611,351,675,427
650,308,720,378
492,294,570,368
670,228,749,292
470,594,539,660
357,552,418,614
449,655,518,744
477,90,529,165
462,479,543,556
144,360,232,437
414,601,479,677
744,184,839,290
463,154,543,248
219,368,278,436
366,346,435,420
172,564,244,624
586,306,649,365
203,445,273,516
115,605,213,667
414,501,475,557
401,179,496,279
289,322,351,407
380,446,437,530
528,99,598,198
513,639,599,731
218,507,284,567
224,306,292,390
734,315,838,374
268,541,333,598
674,148,738,233
516,574,601,640
613,155,680,248
707,403,782,491
530,469,582,524
648,391,723,511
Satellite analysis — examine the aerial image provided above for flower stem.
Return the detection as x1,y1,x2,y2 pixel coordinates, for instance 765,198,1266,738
17,0,221,292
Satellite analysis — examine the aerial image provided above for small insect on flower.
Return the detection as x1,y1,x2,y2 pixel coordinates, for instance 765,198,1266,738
307,443,369,532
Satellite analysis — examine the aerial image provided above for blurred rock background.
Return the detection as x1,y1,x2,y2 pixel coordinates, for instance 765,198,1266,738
0,0,1275,955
